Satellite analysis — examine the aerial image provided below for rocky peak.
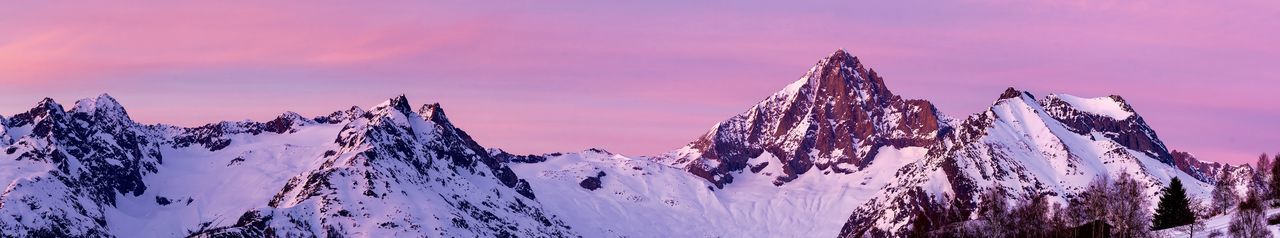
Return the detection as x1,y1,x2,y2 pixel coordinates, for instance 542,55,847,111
71,93,129,120
418,102,449,124
664,49,947,187
7,98,67,128
261,111,313,134
374,94,414,116
996,87,1030,100
313,106,366,124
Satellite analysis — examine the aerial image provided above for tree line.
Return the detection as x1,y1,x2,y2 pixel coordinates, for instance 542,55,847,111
906,153,1280,237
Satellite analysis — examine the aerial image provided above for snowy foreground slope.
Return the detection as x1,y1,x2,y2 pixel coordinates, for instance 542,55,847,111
1157,208,1280,237
0,49,1244,237
502,147,925,238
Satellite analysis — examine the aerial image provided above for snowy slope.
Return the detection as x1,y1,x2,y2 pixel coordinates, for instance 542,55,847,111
1156,206,1280,237
838,88,1213,237
192,96,575,237
106,118,344,237
507,146,927,238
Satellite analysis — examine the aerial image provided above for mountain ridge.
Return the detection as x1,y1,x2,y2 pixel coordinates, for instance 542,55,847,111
0,49,1249,238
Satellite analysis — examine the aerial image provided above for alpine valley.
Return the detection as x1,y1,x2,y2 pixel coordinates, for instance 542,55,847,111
0,49,1251,237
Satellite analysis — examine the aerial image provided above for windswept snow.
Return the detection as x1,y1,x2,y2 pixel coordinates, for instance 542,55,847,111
510,146,929,238
106,124,343,237
1157,207,1280,237
1053,94,1133,120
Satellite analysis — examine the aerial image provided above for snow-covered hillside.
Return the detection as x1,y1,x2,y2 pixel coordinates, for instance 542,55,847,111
506,146,926,238
1156,207,1280,237
839,88,1212,237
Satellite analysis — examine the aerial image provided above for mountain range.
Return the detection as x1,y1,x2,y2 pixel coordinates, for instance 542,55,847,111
0,49,1252,237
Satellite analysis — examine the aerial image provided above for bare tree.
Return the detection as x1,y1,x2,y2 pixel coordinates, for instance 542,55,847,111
1107,172,1151,238
1176,197,1208,238
1254,153,1272,201
1064,176,1112,238
1228,185,1271,238
977,188,1010,237
1212,169,1238,215
1009,194,1051,237
1048,201,1069,235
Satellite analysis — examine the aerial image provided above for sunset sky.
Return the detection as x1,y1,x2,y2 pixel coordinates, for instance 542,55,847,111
1,1,1276,164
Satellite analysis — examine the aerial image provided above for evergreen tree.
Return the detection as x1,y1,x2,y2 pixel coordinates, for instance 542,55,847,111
1271,153,1280,202
1152,177,1195,230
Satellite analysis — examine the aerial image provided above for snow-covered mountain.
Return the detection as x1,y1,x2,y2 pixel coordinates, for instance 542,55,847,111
0,95,164,237
837,88,1212,237
0,49,1250,237
0,95,574,237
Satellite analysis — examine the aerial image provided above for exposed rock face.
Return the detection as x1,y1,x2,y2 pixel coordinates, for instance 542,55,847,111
490,148,550,164
661,49,949,187
1040,94,1173,163
578,171,606,191
1169,150,1255,195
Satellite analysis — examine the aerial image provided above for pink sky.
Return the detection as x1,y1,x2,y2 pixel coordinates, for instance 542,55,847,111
1,1,1277,164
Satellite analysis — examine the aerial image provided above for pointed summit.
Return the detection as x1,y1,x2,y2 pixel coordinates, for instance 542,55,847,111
418,103,449,124
372,94,414,116
313,106,367,124
997,87,1026,100
72,93,130,121
825,48,857,64
34,97,64,115
664,49,946,187
6,98,67,127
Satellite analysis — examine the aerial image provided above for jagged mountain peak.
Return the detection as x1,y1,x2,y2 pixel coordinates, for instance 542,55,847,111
820,48,861,68
373,94,414,115
418,102,449,124
11,97,68,125
996,87,1032,100
71,93,127,116
35,97,60,109
314,106,367,124
663,49,946,187
784,48,888,101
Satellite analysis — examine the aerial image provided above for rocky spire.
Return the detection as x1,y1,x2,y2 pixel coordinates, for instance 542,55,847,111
665,49,947,187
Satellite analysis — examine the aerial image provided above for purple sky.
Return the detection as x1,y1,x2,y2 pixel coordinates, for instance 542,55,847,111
1,1,1277,164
